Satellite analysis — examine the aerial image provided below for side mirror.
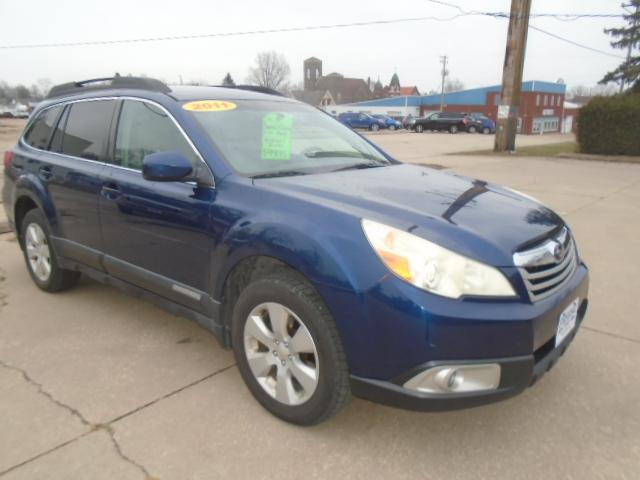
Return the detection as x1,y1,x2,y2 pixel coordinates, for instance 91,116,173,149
142,151,193,182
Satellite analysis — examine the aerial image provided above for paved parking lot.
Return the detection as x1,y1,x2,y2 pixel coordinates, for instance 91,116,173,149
1,121,639,479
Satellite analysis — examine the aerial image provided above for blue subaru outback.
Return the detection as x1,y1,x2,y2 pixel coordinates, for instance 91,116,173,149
2,77,588,425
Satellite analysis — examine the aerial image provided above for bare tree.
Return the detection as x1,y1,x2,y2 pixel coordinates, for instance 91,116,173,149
246,51,291,91
36,78,53,97
568,84,618,99
444,78,465,93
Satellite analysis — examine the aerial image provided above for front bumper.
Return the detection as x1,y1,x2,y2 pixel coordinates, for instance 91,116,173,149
350,296,588,411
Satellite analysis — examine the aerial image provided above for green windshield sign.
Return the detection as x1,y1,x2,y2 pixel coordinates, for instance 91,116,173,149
261,112,294,161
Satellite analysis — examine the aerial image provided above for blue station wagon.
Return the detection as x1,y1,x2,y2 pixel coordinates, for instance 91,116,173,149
2,77,589,425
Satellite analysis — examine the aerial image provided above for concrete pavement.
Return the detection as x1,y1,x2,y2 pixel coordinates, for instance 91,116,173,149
1,129,639,479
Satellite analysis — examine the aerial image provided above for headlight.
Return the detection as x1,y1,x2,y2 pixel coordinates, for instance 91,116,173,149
361,219,516,299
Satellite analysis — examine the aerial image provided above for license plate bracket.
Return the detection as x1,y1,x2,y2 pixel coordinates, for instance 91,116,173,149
556,298,579,347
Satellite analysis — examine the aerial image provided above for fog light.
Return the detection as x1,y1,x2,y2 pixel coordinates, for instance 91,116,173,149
404,363,501,394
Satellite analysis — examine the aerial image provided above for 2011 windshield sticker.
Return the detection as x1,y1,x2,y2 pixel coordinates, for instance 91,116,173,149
182,100,237,112
261,113,294,161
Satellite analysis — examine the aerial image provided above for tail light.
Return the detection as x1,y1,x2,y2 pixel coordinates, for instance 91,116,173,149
3,151,13,170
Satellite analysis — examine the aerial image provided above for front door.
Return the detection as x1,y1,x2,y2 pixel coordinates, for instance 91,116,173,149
99,98,215,315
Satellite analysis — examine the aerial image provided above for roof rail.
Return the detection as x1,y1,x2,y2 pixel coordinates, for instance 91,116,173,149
46,76,171,99
213,84,286,97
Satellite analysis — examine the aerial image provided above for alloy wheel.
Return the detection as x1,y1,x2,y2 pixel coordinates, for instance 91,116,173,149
25,223,51,282
243,302,319,406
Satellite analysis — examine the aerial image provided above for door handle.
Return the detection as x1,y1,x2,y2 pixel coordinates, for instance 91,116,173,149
101,182,122,199
38,165,53,180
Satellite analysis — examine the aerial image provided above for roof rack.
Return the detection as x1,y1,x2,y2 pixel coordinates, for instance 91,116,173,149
46,76,171,99
213,84,285,97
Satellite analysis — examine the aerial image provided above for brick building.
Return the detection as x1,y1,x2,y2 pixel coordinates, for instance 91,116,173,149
341,80,567,134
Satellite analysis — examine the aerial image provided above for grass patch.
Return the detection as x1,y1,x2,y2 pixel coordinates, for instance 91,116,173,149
456,141,578,157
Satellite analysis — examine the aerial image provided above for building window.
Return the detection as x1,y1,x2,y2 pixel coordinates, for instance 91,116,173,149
550,96,555,107
543,95,548,106
536,94,540,106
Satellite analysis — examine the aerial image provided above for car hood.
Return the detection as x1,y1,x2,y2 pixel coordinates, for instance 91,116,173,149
255,164,564,266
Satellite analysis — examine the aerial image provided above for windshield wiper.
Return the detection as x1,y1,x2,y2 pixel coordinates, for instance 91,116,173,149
330,162,388,172
251,170,308,179
303,149,380,161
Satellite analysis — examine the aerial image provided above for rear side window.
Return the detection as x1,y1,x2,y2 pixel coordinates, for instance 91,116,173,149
114,100,198,170
23,106,63,150
60,100,116,161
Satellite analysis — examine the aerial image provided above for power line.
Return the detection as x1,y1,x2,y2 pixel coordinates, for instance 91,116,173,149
424,0,623,20
529,24,626,59
0,14,471,49
426,0,626,59
0,6,626,58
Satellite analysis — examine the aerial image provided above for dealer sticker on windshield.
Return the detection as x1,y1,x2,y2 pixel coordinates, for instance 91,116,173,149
261,112,294,161
182,100,237,112
556,298,579,347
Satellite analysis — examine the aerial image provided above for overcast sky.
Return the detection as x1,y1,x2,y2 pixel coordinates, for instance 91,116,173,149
0,0,629,92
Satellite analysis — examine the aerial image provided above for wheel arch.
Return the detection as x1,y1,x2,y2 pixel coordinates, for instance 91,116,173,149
12,181,57,247
211,219,371,361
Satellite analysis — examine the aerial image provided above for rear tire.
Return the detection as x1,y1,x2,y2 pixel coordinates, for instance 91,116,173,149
389,125,396,131
468,126,477,133
231,271,351,425
20,209,80,292
415,124,424,133
449,124,459,134
483,127,491,134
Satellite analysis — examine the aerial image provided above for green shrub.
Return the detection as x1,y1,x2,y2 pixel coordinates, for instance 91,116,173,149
577,94,640,156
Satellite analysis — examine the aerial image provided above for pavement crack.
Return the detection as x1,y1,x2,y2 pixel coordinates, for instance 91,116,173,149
108,363,237,425
0,267,7,310
0,359,91,427
98,425,156,480
581,325,640,344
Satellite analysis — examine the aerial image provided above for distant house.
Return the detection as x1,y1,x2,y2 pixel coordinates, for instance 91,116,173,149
399,86,420,96
314,72,372,105
293,57,418,107
388,73,401,96
292,89,335,108
292,57,373,106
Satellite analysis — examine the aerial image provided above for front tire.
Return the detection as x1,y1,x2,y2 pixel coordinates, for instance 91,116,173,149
389,125,396,131
415,124,424,133
483,127,491,134
231,271,350,425
449,124,459,134
21,209,80,292
468,126,477,133
370,123,380,132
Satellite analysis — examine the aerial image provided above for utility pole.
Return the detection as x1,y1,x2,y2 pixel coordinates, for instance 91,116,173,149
439,55,448,112
620,2,639,93
494,0,532,152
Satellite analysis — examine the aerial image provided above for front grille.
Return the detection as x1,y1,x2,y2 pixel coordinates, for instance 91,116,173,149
513,227,578,302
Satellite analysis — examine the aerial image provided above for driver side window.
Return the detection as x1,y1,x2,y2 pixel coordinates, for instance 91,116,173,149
114,100,199,171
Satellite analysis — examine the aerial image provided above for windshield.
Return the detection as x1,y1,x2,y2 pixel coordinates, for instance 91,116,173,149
189,100,392,177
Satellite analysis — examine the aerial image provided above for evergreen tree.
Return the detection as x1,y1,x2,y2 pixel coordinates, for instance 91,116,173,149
222,72,235,86
600,1,640,90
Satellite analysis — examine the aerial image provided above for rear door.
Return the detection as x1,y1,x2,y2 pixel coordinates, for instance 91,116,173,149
99,98,215,315
35,99,116,269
